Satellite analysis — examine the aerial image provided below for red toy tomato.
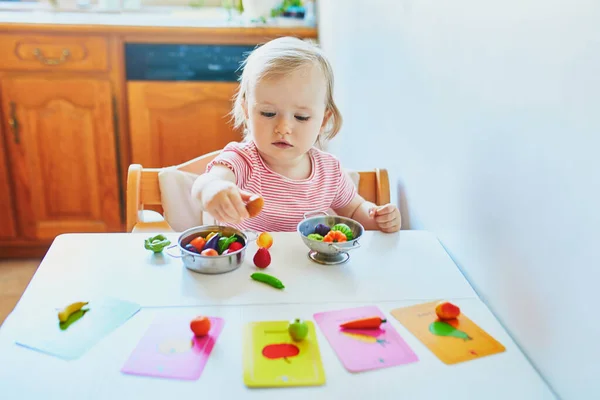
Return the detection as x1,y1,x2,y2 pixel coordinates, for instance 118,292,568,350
190,316,211,337
228,241,244,252
435,301,461,320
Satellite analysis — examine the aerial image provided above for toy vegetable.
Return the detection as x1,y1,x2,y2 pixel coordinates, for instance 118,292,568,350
218,235,238,254
340,316,386,330
307,233,323,241
203,233,220,251
144,234,171,253
190,316,212,337
250,272,285,289
314,223,330,236
331,223,354,240
323,230,347,243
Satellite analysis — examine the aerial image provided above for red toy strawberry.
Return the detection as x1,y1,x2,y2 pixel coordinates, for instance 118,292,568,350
253,248,271,269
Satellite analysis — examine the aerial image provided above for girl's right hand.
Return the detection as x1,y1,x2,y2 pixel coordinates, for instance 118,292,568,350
201,179,252,224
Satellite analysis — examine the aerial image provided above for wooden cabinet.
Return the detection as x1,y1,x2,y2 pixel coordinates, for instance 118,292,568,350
0,125,17,240
0,34,109,72
128,81,242,168
0,77,121,240
0,23,318,258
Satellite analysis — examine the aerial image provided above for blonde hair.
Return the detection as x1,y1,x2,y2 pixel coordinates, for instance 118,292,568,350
231,36,342,145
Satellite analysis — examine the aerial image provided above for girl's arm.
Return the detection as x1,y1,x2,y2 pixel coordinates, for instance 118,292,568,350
191,165,251,223
334,194,379,230
335,194,402,233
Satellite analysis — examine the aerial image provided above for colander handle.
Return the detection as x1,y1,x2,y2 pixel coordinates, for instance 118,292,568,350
330,240,361,252
303,210,329,219
243,229,259,241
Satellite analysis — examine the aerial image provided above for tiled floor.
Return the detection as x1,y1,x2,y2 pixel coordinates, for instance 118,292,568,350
0,259,40,327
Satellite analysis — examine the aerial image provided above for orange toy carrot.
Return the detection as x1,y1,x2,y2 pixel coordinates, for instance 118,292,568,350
340,316,387,330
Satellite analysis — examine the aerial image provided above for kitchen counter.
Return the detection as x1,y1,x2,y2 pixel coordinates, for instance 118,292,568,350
0,4,317,36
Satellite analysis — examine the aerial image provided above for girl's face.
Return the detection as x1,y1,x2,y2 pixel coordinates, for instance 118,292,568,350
244,64,329,165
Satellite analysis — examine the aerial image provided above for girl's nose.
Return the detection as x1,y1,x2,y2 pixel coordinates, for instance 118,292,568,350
275,117,292,135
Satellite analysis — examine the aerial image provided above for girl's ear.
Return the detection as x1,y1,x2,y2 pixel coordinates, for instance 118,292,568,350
242,96,250,120
320,109,332,132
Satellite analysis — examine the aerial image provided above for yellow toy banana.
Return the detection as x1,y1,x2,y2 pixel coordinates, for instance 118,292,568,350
58,301,89,323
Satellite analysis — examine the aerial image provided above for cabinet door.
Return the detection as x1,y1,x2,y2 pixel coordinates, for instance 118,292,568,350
0,123,17,240
1,77,121,240
128,82,242,168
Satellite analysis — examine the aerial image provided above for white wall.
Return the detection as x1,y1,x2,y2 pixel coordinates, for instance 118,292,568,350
318,1,600,399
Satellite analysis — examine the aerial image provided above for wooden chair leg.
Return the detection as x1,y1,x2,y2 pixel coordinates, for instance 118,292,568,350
126,164,142,232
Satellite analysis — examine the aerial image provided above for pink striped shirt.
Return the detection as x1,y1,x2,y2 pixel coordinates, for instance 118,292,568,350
206,141,357,232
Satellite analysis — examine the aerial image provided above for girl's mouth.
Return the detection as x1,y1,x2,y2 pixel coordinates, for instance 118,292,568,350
272,141,293,149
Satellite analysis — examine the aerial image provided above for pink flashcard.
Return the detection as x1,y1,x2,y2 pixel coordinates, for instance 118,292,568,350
314,306,418,372
121,315,224,380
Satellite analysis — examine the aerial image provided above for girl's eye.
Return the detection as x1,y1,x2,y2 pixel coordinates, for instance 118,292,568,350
260,111,276,118
295,116,310,121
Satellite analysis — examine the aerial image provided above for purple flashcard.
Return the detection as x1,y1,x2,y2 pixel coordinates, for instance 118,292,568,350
121,315,224,380
314,306,418,372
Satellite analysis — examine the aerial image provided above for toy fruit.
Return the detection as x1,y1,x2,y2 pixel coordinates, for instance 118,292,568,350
339,316,386,330
256,232,273,249
58,301,89,323
201,248,219,256
435,301,461,320
190,316,211,337
253,247,271,268
246,194,264,217
288,318,309,342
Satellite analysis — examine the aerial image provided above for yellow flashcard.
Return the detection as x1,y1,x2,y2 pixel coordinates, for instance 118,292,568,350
390,301,506,365
243,320,326,387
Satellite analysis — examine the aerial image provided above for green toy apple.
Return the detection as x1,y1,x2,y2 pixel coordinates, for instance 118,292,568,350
288,318,309,342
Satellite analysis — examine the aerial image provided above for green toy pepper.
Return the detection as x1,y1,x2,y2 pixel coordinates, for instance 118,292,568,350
144,234,171,253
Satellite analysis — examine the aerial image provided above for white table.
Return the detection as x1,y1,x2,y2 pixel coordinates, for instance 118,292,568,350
13,231,477,309
0,231,556,399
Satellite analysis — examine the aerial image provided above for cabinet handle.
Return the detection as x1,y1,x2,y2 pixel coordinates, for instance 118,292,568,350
32,48,70,65
8,102,20,144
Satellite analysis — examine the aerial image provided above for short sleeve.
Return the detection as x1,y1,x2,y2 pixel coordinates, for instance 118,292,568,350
206,142,252,188
331,160,358,210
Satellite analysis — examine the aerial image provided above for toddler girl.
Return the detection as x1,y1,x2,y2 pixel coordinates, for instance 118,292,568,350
191,36,401,233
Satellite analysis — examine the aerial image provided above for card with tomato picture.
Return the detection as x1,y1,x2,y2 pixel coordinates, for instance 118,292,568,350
390,301,505,365
121,314,223,380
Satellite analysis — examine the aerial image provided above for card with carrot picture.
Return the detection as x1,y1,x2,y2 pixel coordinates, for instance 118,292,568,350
314,306,418,373
390,301,506,365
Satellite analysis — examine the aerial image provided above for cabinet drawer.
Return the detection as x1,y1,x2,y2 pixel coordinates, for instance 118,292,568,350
0,34,108,72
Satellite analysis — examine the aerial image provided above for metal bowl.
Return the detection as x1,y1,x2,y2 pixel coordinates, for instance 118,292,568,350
167,225,257,274
297,211,364,264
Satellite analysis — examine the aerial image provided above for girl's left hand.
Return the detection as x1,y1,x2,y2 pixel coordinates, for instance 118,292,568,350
369,203,401,233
